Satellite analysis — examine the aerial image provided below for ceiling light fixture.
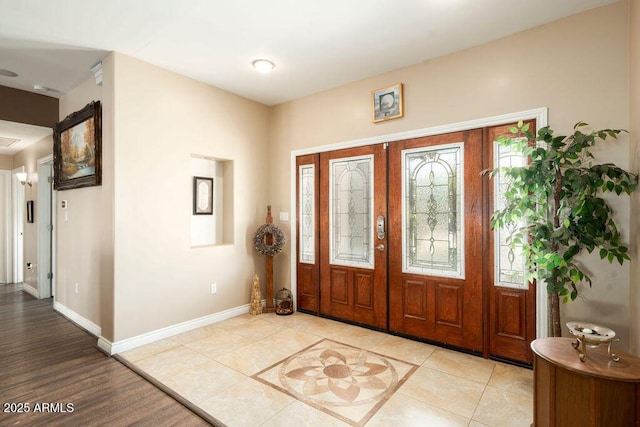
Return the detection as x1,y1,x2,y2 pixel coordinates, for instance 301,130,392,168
0,69,18,77
252,59,275,74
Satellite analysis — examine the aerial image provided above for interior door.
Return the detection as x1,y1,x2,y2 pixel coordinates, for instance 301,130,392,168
319,144,387,329
388,130,484,352
0,171,8,284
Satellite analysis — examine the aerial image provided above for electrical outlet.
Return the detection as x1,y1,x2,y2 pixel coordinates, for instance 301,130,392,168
210,283,217,294
75,283,79,294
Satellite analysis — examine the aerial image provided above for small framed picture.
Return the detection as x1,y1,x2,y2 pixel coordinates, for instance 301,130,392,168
372,83,403,123
193,176,213,215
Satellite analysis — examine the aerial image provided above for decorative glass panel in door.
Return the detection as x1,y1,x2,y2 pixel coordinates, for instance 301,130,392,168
299,164,316,264
494,141,527,289
319,145,387,329
329,155,374,269
403,143,464,278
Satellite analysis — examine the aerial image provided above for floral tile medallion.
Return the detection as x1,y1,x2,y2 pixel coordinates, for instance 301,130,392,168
252,339,418,426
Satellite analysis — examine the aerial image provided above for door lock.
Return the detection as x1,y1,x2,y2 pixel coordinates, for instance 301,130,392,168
376,215,385,239
376,244,385,251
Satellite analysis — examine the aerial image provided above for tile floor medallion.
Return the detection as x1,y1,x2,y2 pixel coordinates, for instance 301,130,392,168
252,338,419,427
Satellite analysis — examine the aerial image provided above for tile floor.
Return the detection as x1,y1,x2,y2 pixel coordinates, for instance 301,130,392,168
121,312,533,427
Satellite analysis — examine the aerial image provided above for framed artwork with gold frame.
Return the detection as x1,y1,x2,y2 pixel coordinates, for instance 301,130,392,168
372,83,403,123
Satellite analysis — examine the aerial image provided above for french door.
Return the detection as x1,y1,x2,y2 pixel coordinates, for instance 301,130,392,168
318,145,388,329
387,130,484,351
296,123,536,363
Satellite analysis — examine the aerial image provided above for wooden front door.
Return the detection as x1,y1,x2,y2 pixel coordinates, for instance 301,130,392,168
296,122,537,363
318,144,388,329
387,130,484,352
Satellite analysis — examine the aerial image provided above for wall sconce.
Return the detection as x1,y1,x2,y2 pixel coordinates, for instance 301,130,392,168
16,172,32,187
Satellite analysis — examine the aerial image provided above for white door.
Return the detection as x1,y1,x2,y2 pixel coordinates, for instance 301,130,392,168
0,170,10,284
12,167,24,284
38,158,55,298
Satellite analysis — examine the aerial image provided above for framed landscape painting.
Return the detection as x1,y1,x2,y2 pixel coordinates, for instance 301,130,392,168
53,101,102,190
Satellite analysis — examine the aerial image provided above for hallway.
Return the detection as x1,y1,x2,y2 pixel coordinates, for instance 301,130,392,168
0,283,210,426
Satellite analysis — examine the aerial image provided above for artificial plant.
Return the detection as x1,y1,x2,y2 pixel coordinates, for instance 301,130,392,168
488,121,638,337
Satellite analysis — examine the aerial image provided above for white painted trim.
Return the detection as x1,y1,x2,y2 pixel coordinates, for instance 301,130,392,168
12,166,25,284
22,282,39,298
0,170,11,284
289,107,549,338
37,155,54,299
53,301,102,337
100,302,254,355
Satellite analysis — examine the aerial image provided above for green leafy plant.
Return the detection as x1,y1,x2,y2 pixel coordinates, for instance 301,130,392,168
488,121,638,337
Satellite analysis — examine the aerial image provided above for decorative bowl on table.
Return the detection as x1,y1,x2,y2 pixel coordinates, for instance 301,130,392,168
566,321,619,362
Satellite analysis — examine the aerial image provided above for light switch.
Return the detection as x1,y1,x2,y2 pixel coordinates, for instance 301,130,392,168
279,212,289,222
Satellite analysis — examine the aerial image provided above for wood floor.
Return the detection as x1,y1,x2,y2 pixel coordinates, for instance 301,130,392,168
0,283,211,426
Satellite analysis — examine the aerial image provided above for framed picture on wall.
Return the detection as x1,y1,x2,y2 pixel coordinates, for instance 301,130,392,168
27,200,34,223
53,100,102,191
193,176,213,215
372,83,404,123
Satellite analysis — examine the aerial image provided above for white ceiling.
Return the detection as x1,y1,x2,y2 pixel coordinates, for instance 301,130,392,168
0,0,620,152
0,120,51,155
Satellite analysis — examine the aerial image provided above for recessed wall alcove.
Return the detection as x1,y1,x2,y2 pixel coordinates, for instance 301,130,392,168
190,154,234,247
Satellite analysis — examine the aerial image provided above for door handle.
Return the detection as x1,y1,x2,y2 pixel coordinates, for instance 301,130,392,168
376,244,385,251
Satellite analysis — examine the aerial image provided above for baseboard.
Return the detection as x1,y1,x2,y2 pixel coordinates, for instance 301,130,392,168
101,302,254,356
22,283,39,298
53,301,102,337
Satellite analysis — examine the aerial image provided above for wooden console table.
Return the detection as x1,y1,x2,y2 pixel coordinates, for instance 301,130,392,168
532,337,640,426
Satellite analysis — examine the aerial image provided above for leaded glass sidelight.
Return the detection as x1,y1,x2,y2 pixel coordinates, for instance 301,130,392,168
329,155,374,269
402,143,465,278
494,140,528,289
299,164,315,264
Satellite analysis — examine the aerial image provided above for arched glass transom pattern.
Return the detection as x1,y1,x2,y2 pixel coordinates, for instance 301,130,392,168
402,143,464,278
329,155,374,269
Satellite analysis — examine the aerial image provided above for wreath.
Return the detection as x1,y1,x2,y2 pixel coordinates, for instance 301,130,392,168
253,223,286,257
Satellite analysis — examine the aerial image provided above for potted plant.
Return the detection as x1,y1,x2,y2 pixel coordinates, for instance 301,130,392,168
488,121,638,337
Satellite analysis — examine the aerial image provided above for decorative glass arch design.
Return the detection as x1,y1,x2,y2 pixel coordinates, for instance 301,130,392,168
402,143,464,278
329,155,374,269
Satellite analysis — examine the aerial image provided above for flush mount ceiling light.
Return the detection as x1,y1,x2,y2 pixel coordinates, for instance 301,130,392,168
0,69,18,77
252,59,275,74
33,84,61,95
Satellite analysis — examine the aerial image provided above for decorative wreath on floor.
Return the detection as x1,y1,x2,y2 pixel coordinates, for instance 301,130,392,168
253,223,286,257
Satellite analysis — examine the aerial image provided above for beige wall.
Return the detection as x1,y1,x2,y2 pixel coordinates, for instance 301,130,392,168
56,77,103,327
111,53,270,341
12,135,53,292
270,2,633,347
0,155,12,169
630,0,640,355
